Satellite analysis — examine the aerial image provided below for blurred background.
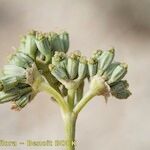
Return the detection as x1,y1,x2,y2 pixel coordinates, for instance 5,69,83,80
0,0,150,150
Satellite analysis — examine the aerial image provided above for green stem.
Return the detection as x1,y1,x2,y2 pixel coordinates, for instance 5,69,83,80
67,89,75,110
73,91,95,115
39,82,69,112
63,112,77,150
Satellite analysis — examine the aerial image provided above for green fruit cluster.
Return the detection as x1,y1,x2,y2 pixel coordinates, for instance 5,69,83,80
0,30,69,110
0,30,131,110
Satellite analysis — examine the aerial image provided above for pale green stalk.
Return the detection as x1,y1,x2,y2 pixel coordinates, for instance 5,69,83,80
67,89,75,110
39,81,69,112
63,112,77,150
40,81,77,150
74,91,95,115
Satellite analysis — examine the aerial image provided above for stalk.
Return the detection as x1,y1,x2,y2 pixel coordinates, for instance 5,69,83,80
63,112,77,150
74,91,95,115
40,81,77,150
39,81,69,112
67,89,75,110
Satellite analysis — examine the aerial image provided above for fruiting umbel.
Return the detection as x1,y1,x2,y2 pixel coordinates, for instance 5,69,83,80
0,29,131,110
48,49,131,99
0,30,70,110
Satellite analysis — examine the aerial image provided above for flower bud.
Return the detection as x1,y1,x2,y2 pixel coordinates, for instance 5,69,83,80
59,31,69,53
102,62,120,80
0,86,32,104
98,49,115,75
67,51,81,79
48,32,64,52
78,56,88,79
21,30,37,59
3,65,26,76
49,64,68,80
0,91,19,103
88,57,98,77
9,52,33,69
35,32,52,63
12,93,32,110
18,52,33,64
108,63,128,84
9,53,25,68
17,86,32,96
0,75,26,92
52,51,67,68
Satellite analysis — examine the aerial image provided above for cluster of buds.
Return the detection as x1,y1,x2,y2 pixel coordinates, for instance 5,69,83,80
0,52,36,110
49,49,131,101
88,49,131,99
49,51,87,89
0,30,69,110
18,30,69,63
0,30,131,111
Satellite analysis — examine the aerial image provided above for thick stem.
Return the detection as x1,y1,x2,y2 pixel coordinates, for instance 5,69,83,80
63,112,77,150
